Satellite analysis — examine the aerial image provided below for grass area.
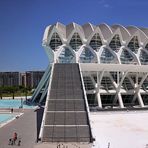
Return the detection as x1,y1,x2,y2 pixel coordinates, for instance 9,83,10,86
0,92,33,98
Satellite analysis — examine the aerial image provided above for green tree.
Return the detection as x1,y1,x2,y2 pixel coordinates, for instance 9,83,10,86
0,86,3,99
3,86,18,99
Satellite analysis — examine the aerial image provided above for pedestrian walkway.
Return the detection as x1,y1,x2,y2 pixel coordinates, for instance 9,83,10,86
0,109,37,148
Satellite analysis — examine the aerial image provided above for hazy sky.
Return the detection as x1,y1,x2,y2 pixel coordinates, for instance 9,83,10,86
0,0,148,71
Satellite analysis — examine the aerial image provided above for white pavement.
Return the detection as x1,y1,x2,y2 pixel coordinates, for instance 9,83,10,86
90,111,148,148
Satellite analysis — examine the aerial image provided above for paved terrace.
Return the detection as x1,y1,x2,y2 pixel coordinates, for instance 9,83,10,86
0,108,41,148
0,107,92,148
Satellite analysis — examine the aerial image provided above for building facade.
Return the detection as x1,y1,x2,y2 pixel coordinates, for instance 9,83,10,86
26,71,44,88
0,71,44,88
0,72,20,87
32,22,148,109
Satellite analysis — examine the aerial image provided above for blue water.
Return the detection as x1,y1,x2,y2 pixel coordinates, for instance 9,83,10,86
0,99,35,109
0,114,15,124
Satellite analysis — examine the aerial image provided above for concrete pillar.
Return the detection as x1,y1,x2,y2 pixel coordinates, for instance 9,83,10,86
96,92,102,108
137,92,144,107
117,93,124,108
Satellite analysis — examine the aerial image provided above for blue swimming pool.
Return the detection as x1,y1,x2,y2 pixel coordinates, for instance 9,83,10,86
0,114,15,124
0,99,35,109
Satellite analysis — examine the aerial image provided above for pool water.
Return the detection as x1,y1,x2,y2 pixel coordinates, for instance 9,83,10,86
0,114,15,124
0,99,35,109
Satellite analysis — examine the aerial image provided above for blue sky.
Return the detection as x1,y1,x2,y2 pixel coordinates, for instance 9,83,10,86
0,0,148,71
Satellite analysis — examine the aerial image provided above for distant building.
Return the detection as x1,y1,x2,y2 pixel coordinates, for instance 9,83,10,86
20,73,26,87
0,71,44,88
26,71,44,88
0,72,20,87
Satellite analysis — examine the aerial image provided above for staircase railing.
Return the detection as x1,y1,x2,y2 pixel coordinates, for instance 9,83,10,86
39,63,55,141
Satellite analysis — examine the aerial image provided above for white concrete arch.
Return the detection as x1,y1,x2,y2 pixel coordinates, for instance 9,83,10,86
86,26,105,45
127,26,148,44
125,31,141,46
82,23,96,39
112,24,131,42
46,26,64,48
107,28,124,44
98,23,113,40
67,31,85,44
42,25,51,45
66,22,85,42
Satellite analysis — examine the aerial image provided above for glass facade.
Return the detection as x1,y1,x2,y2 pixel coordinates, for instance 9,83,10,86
139,50,148,65
58,47,74,63
83,76,95,90
109,34,121,52
145,44,148,50
80,47,95,63
120,48,135,64
100,48,115,63
69,33,82,51
49,33,62,50
100,76,114,90
128,36,139,53
122,77,134,90
89,33,102,51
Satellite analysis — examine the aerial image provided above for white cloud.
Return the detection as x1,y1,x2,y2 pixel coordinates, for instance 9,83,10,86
98,0,111,8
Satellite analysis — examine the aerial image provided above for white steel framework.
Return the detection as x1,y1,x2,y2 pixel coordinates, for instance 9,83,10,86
32,22,148,109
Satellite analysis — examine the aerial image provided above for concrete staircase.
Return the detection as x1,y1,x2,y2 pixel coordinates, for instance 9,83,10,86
42,64,92,142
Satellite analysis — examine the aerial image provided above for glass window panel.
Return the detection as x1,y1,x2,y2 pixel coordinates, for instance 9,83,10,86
139,50,148,65
100,48,115,63
89,33,102,51
49,32,62,50
128,36,139,53
121,95,134,106
101,95,116,107
145,44,148,50
142,78,148,91
122,77,134,90
109,34,121,52
120,48,135,64
83,76,95,90
58,47,74,63
80,47,95,63
100,77,115,90
141,95,148,105
69,33,82,51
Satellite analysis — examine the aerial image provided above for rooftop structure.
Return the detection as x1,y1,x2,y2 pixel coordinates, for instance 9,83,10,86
32,22,148,108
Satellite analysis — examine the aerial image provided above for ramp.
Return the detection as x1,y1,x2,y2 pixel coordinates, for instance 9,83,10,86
42,63,92,142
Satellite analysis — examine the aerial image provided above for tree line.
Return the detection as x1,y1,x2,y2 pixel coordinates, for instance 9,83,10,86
0,86,32,99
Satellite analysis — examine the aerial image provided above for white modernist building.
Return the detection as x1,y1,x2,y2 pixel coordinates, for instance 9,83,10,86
32,22,148,109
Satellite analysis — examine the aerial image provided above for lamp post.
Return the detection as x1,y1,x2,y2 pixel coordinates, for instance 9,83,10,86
21,98,23,108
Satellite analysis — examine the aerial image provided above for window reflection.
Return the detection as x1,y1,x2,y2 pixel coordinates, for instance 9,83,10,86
69,33,82,51
89,33,102,51
49,33,62,50
109,34,121,52
100,48,115,63
80,47,95,63
128,36,139,53
58,47,74,63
